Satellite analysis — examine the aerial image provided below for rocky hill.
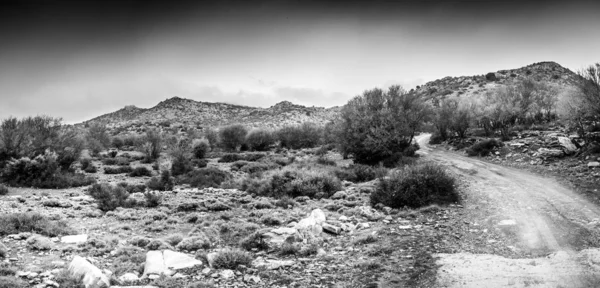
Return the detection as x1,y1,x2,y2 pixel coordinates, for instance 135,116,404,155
412,61,580,103
82,97,340,132
81,61,579,133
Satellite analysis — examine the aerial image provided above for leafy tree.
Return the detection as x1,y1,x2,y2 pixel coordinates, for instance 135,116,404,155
245,129,274,151
86,122,110,155
338,85,431,165
219,125,247,151
277,123,322,150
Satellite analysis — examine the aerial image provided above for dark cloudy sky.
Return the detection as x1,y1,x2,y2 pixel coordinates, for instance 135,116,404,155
1,0,599,123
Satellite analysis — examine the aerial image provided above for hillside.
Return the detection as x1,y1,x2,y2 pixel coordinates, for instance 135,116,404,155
83,97,340,132
412,61,580,103
81,61,579,134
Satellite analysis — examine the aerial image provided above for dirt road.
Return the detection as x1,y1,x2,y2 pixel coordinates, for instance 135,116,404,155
415,134,600,288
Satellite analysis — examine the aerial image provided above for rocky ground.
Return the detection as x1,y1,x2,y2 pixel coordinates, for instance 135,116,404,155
0,149,488,288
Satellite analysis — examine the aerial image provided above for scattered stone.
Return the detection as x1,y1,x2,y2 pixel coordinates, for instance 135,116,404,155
558,137,577,153
588,162,600,168
330,191,347,200
118,273,140,283
142,250,202,277
243,274,261,283
219,269,235,279
536,148,564,158
321,223,342,235
252,257,295,270
68,255,110,288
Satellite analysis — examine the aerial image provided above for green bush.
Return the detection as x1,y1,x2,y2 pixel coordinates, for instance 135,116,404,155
111,137,124,149
1,151,94,188
240,168,341,199
192,139,210,159
130,166,152,177
276,123,322,150
104,166,133,174
117,182,147,193
211,248,253,269
87,183,131,211
147,170,174,191
102,157,130,166
218,153,242,163
466,139,503,157
338,86,431,165
241,162,277,174
0,184,8,195
144,191,162,207
141,129,162,162
192,158,208,168
178,167,230,189
0,276,27,288
219,125,248,151
0,213,74,237
246,129,275,151
370,164,458,209
428,133,444,145
335,164,386,183
171,153,193,177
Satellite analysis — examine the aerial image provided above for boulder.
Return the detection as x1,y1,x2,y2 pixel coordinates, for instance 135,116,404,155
142,250,202,277
118,273,140,283
536,148,564,158
310,209,326,224
295,209,327,237
68,256,110,288
558,137,578,154
142,250,166,277
163,250,203,270
330,191,347,200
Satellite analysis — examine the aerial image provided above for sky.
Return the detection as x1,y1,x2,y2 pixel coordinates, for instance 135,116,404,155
1,0,599,123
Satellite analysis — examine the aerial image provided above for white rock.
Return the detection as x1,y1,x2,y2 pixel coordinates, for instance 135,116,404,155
498,219,517,226
163,250,203,271
310,209,326,224
118,273,139,283
321,223,341,235
270,227,298,235
142,250,167,277
68,255,110,288
558,137,577,153
588,162,600,168
220,269,235,279
61,234,88,245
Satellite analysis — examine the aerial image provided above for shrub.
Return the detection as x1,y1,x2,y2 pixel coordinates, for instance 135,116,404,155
466,139,503,157
241,162,278,174
485,72,497,81
0,185,8,196
171,153,193,177
130,166,152,177
239,231,269,251
87,183,131,211
102,157,130,166
178,167,230,189
104,166,133,174
230,160,250,171
240,168,341,199
246,129,275,151
276,123,322,150
118,182,147,193
80,158,92,170
192,159,208,168
211,249,253,269
144,191,162,207
176,236,211,251
336,164,385,183
107,150,118,158
141,129,162,162
316,157,336,166
147,170,174,191
338,86,431,165
0,277,27,288
86,123,111,155
0,213,74,237
278,242,300,256
370,164,458,209
192,139,210,159
219,125,248,151
428,133,444,145
218,153,242,163
111,137,124,149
